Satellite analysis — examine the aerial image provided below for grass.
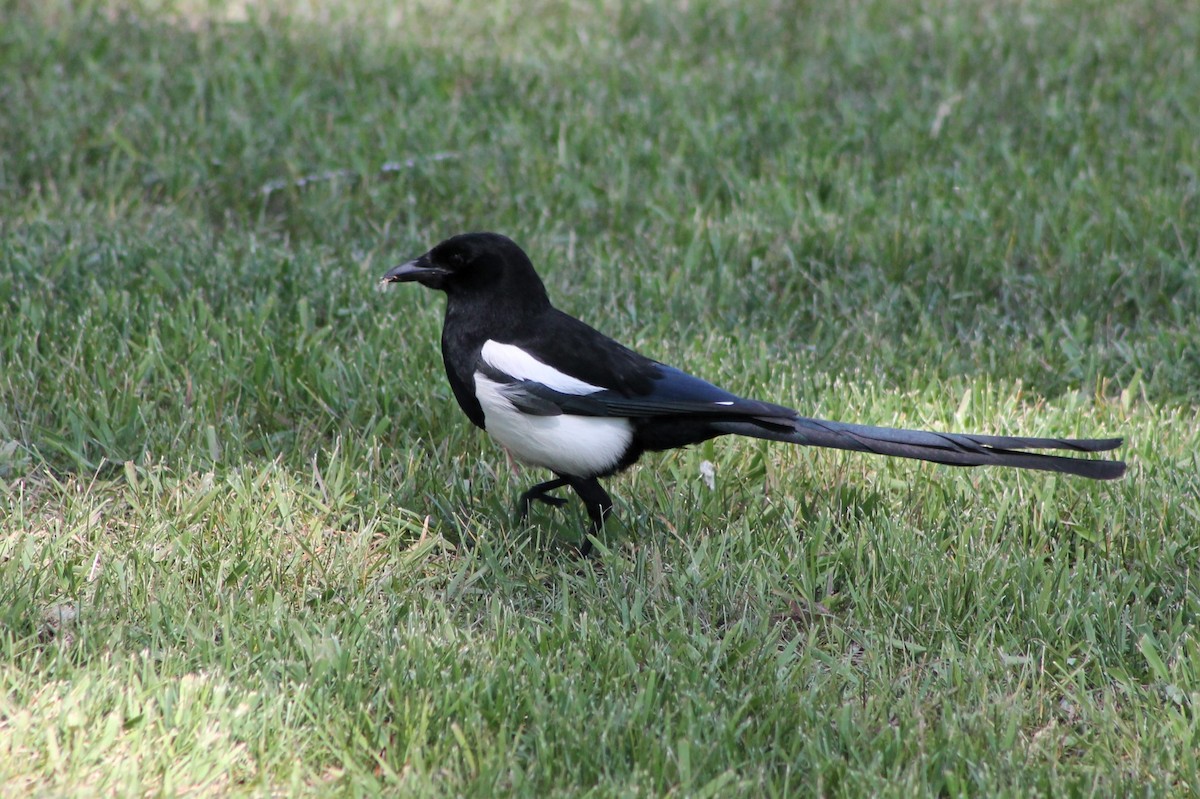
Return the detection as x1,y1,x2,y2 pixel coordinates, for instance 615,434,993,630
1,0,1198,794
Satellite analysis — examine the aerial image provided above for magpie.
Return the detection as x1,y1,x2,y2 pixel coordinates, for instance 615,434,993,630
383,232,1126,553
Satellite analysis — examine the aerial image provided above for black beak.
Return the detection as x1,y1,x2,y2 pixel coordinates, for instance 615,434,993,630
381,255,448,284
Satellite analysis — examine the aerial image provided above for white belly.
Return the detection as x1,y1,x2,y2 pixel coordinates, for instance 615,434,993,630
474,374,633,477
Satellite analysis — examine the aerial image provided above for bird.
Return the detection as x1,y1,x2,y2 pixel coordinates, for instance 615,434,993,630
382,232,1126,554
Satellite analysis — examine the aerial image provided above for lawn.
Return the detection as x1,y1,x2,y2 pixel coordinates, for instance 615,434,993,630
1,0,1198,795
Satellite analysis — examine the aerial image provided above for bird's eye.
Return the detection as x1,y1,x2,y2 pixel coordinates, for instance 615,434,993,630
450,252,466,267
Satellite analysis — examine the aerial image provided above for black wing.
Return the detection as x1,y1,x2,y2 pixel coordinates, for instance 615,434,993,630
491,308,796,420
481,358,796,422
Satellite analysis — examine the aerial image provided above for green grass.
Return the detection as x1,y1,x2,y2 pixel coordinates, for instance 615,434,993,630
2,0,1198,794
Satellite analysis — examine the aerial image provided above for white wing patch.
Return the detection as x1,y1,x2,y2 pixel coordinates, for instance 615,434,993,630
476,341,633,476
474,374,632,477
480,340,605,395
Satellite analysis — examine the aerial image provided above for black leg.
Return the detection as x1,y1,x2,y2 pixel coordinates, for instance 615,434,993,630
566,477,614,557
516,476,571,523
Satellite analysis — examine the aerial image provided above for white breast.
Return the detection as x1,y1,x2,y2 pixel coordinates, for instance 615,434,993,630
474,341,633,477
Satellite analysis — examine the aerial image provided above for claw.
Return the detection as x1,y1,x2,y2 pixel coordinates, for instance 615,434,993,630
516,477,572,522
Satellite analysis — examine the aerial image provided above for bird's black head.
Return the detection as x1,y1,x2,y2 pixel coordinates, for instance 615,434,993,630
382,232,548,305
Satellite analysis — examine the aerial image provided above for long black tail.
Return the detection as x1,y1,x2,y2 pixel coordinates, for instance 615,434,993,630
711,417,1126,480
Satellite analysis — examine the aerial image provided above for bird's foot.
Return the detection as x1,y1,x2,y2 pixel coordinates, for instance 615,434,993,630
515,477,571,522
